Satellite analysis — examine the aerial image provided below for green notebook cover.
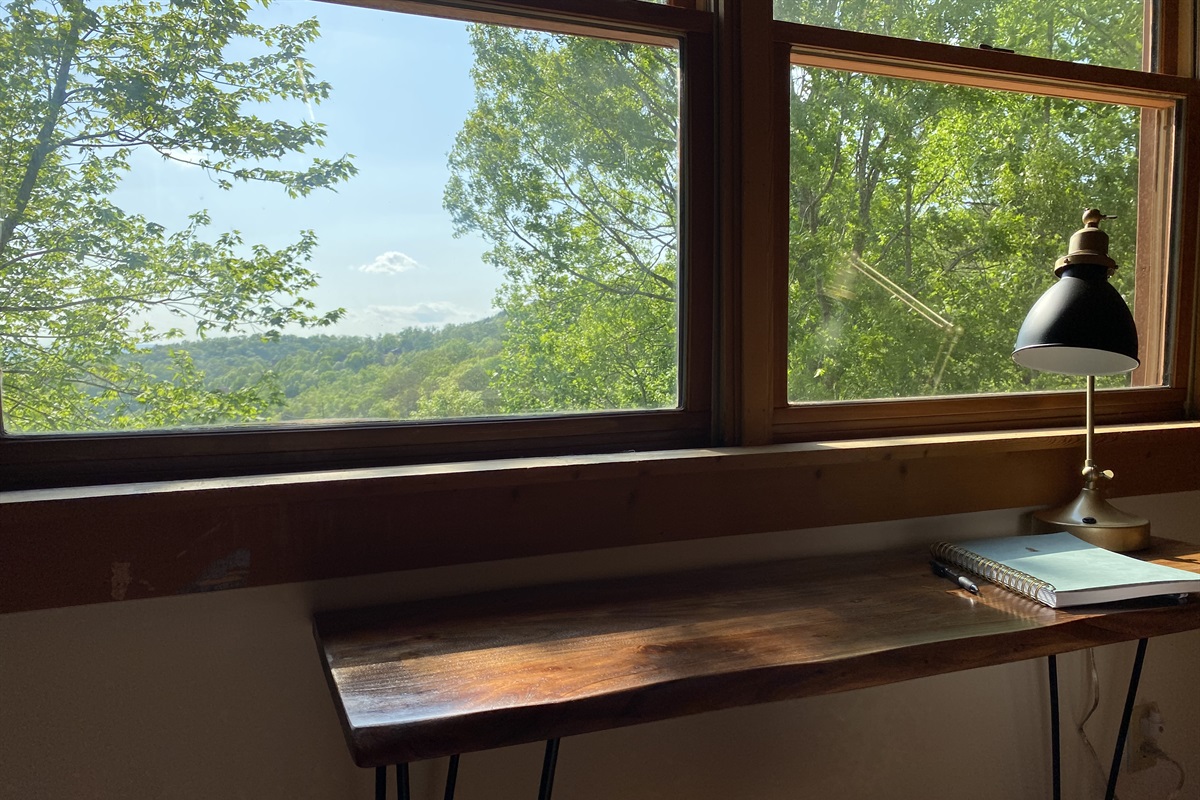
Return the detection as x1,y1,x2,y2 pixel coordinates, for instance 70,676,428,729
931,532,1200,608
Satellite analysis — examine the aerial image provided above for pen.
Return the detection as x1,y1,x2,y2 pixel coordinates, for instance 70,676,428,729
930,560,980,594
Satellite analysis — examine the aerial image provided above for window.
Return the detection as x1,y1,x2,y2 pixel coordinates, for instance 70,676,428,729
786,68,1164,403
1,0,1196,490
732,5,1195,443
0,0,714,486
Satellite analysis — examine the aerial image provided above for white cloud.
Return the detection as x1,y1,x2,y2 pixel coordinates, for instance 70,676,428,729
335,302,487,335
356,251,423,274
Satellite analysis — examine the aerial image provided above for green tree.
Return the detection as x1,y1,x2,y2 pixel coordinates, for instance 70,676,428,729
444,27,680,413
0,0,354,432
445,4,1144,417
780,0,1143,401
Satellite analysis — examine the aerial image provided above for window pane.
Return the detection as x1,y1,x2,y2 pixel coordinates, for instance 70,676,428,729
787,66,1156,403
774,0,1146,72
0,1,681,434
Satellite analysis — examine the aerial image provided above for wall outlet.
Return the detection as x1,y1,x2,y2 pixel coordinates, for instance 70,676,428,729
1127,702,1164,773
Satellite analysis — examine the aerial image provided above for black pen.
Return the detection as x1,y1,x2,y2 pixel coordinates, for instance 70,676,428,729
930,560,980,594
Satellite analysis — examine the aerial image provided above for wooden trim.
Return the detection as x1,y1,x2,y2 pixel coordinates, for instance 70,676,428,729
769,42,791,412
773,387,1187,441
714,0,740,444
5,422,1200,614
0,410,711,490
331,0,714,40
679,25,718,421
1178,93,1200,412
776,21,1193,103
729,0,777,445
1156,0,1180,76
1132,102,1175,388
1171,92,1200,412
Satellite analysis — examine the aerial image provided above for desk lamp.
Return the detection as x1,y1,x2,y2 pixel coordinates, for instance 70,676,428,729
1012,209,1150,551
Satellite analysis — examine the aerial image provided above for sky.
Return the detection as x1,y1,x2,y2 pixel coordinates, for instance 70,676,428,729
116,0,497,338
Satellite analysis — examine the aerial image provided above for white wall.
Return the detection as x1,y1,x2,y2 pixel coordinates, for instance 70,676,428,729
2,493,1197,800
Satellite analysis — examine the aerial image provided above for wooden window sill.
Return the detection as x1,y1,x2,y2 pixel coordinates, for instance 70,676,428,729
4,421,1200,614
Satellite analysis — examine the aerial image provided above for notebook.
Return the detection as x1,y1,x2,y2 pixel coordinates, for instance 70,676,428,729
930,532,1200,608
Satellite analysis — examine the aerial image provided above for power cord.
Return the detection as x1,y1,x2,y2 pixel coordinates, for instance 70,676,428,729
1079,649,1116,798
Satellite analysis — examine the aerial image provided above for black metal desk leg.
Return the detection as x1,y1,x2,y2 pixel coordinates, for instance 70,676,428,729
537,738,561,800
444,754,460,800
376,767,387,800
399,763,411,800
1048,655,1061,800
1105,637,1149,800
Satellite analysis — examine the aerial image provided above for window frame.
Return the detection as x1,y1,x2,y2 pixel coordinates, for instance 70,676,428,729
726,2,1200,445
2,0,1198,490
0,0,718,490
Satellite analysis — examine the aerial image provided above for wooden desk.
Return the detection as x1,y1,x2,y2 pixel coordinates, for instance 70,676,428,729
314,538,1200,794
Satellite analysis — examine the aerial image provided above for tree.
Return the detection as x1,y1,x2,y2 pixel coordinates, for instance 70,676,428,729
444,27,680,413
779,0,1143,401
0,0,354,432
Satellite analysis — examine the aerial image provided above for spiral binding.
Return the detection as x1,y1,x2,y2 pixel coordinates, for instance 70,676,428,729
931,541,1057,605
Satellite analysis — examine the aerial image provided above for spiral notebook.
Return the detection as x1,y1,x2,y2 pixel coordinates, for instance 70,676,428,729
930,532,1200,608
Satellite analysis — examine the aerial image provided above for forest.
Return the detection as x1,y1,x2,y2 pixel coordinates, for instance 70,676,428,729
0,0,1147,433
130,317,506,425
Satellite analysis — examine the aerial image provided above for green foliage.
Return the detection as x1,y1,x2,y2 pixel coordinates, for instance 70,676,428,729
444,28,680,413
444,9,1146,416
0,0,355,432
784,61,1141,402
3,0,1153,435
772,0,1142,70
128,316,506,422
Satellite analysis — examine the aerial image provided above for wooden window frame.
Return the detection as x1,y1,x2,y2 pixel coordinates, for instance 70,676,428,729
727,0,1200,445
0,0,718,490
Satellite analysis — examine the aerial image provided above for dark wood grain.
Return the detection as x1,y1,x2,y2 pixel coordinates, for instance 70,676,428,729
7,423,1200,613
313,538,1200,766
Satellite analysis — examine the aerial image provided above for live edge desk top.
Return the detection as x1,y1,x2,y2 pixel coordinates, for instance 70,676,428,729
313,538,1200,768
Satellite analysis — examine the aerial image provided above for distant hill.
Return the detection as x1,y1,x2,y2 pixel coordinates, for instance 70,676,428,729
132,315,507,422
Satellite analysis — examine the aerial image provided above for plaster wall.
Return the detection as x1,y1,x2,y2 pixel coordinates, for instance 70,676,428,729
2,492,1197,800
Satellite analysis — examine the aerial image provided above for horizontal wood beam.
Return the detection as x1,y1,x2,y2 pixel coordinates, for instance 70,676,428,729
4,423,1200,613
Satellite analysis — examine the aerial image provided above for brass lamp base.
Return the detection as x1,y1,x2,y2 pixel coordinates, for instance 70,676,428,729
1033,487,1151,552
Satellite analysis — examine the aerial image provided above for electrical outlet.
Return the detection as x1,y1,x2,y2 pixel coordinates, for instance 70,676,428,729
1127,702,1164,773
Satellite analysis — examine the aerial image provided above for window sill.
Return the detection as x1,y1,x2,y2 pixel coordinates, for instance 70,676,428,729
4,421,1200,614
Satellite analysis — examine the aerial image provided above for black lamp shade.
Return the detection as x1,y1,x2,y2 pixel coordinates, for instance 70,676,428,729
1012,263,1139,376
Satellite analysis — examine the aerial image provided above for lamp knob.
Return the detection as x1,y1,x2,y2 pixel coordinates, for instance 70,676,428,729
1082,462,1115,489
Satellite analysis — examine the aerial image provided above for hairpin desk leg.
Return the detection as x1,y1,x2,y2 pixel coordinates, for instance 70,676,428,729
396,763,411,800
538,738,561,800
1105,637,1148,800
444,754,460,800
1048,655,1061,800
373,764,412,800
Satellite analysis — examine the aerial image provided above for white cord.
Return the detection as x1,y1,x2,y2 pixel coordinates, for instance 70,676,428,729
1078,648,1116,797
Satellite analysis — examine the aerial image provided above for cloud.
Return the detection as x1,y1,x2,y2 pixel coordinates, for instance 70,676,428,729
336,302,486,334
356,251,423,274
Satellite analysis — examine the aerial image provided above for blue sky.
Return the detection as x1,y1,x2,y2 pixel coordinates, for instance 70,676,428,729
118,0,497,337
